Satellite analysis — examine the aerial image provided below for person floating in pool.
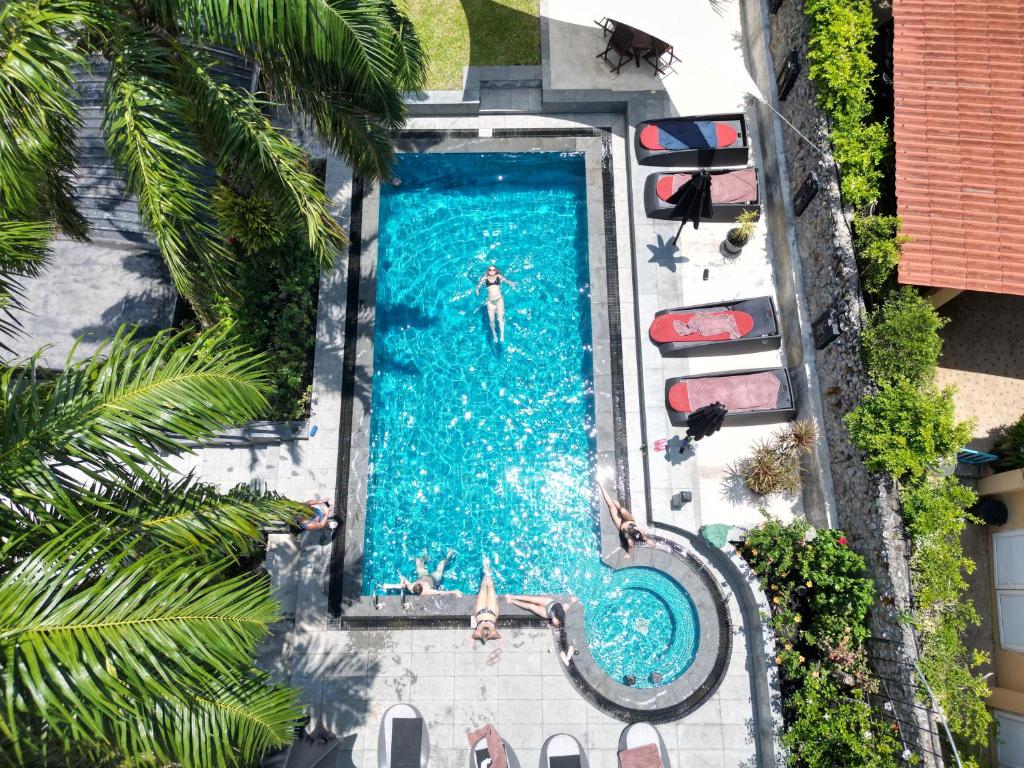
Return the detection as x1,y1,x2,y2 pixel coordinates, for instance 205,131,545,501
474,264,516,343
599,483,652,559
381,549,461,596
471,555,502,645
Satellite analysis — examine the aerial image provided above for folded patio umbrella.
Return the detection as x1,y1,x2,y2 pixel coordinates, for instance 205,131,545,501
685,401,727,441
667,170,713,240
261,719,340,768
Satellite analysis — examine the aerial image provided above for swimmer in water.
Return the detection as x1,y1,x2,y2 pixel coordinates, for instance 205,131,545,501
475,264,516,342
380,549,461,596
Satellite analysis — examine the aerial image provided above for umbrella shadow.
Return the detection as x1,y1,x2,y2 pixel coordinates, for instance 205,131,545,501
663,435,692,466
646,234,687,272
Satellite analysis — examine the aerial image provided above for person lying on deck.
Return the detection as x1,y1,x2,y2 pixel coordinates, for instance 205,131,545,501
504,594,577,628
598,483,652,558
471,555,502,645
380,549,462,596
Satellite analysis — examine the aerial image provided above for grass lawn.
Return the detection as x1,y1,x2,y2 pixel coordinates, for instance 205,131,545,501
405,0,540,90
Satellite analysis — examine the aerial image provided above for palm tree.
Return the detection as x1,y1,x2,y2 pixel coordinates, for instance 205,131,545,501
0,325,310,766
0,0,426,319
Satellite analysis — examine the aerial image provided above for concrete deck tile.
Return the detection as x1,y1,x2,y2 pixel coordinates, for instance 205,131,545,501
677,723,724,750
684,750,726,768
415,675,457,702
497,675,545,700
498,698,546,724
585,723,623,751
722,747,758,768
542,697,590,724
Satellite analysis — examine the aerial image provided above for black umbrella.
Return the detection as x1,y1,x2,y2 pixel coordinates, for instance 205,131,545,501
685,401,728,442
262,719,341,768
668,170,714,242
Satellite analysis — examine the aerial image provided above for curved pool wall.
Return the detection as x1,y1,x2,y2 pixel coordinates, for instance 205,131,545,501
328,129,731,720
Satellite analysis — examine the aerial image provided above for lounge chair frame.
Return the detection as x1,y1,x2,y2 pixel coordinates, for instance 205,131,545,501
664,367,796,427
617,723,672,768
643,169,759,223
650,296,781,356
378,704,429,768
634,113,750,168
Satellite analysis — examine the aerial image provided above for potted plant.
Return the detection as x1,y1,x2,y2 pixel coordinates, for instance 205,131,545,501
722,209,760,256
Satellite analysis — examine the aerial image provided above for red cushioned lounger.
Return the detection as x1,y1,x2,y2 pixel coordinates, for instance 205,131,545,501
664,368,795,426
648,297,781,356
634,113,750,168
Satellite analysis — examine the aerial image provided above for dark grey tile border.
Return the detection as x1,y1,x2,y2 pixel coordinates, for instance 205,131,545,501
324,127,731,721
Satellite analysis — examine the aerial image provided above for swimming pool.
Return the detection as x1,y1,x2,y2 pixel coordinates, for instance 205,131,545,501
362,150,699,684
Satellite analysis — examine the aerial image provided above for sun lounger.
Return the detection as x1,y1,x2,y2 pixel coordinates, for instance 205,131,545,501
649,296,781,356
378,704,429,768
540,734,590,768
469,726,521,768
617,723,671,768
635,114,749,167
665,368,796,426
643,168,760,222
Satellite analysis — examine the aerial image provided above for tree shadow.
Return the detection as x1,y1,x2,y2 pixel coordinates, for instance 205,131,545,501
458,0,541,69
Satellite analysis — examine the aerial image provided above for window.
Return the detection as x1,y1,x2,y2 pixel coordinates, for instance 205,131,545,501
994,531,1024,651
996,710,1024,768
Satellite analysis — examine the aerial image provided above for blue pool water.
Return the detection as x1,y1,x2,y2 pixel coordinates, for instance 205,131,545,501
363,151,697,686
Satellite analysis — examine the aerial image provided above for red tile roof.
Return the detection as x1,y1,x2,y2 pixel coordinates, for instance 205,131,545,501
892,0,1024,296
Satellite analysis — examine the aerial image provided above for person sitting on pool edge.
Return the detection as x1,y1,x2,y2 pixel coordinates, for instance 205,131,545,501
599,482,652,558
380,549,461,596
504,594,578,628
296,497,335,531
474,264,516,343
471,555,501,644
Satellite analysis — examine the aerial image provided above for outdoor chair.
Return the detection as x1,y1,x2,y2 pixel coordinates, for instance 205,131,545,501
541,734,590,768
643,40,679,76
378,704,429,768
594,17,614,37
665,368,796,427
596,24,635,75
617,723,671,768
649,296,781,356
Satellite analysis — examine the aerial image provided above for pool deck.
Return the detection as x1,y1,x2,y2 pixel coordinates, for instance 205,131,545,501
163,1,818,765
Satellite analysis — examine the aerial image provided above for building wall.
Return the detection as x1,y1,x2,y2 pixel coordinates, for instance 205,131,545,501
981,470,1024,717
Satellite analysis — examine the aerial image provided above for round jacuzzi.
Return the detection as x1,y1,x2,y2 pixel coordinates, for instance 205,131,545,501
584,567,700,688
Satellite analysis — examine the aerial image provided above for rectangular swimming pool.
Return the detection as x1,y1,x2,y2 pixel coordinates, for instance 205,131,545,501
361,151,602,595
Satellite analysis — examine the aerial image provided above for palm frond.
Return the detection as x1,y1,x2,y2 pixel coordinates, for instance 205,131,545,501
102,36,228,312
0,220,51,354
174,47,346,266
0,525,290,765
0,325,269,500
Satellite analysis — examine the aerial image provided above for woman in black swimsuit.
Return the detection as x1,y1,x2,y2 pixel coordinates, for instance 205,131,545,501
504,594,576,627
471,555,501,643
599,482,651,558
475,265,516,342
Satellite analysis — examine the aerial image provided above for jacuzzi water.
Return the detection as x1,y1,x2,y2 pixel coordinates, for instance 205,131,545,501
362,151,698,686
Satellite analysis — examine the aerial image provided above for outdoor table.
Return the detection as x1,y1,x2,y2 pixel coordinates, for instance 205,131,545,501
606,19,670,71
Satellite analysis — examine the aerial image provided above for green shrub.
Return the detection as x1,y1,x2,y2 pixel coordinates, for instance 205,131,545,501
994,413,1024,469
861,288,945,387
742,520,875,678
743,421,818,497
845,381,971,480
854,215,909,298
213,184,291,255
803,0,888,210
900,478,992,747
218,234,319,419
781,672,906,768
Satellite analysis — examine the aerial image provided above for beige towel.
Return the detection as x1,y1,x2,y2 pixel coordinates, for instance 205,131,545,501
618,743,663,768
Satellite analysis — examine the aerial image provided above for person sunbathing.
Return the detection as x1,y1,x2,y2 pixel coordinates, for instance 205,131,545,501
471,555,501,644
598,483,651,558
380,549,461,596
504,594,577,628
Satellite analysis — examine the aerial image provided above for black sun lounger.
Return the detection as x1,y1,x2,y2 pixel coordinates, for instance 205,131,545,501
643,168,760,223
635,113,749,167
666,367,796,427
649,296,781,356
378,704,429,768
541,734,590,768
617,723,672,768
471,735,522,768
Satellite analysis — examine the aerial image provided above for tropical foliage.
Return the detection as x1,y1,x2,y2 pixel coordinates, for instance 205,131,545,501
0,326,307,765
0,0,426,319
853,215,909,300
740,520,907,767
860,288,946,388
994,412,1024,469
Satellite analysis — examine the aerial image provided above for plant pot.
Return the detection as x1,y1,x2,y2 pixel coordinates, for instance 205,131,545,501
723,228,748,256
